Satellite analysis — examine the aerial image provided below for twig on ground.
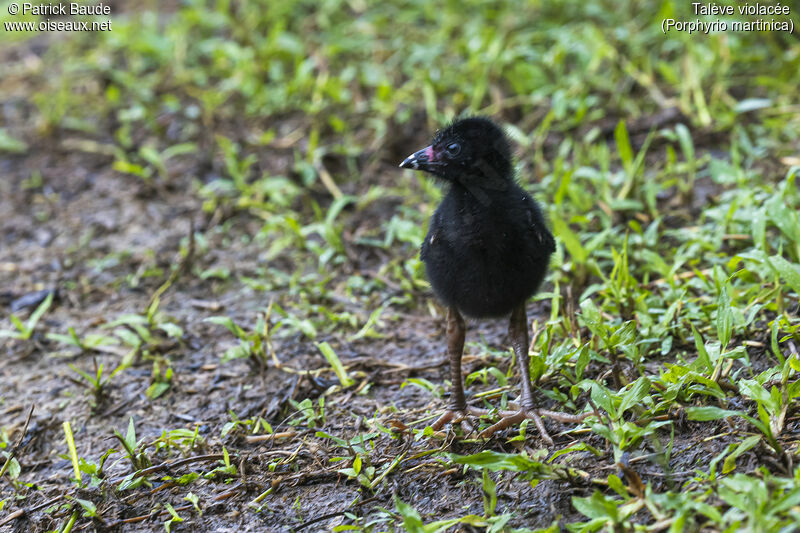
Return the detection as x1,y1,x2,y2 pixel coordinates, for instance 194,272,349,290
0,404,34,480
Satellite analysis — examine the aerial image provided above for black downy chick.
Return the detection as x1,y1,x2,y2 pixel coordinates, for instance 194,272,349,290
399,117,587,443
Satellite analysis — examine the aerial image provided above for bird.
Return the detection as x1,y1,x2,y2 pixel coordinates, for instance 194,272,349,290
398,116,587,443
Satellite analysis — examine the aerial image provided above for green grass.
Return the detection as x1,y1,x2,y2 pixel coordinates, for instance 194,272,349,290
1,0,800,531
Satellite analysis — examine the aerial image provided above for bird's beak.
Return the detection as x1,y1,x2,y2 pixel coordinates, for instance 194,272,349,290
399,145,435,171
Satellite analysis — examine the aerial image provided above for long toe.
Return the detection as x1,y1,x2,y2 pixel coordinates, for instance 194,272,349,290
538,409,592,424
430,409,463,431
478,408,592,445
429,407,493,434
478,409,552,445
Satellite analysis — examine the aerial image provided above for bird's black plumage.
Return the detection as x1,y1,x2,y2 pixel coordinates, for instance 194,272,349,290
407,117,555,318
399,117,583,443
421,175,555,318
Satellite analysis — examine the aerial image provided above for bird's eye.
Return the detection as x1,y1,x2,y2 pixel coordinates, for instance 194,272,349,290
445,142,461,156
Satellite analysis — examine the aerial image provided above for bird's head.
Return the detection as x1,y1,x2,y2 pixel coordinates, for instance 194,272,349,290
399,117,512,189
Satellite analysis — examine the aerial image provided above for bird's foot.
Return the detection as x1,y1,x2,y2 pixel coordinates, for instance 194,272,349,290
430,406,490,435
478,407,591,446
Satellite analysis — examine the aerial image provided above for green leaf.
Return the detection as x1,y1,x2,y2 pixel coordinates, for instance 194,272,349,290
481,470,497,517
69,364,99,387
204,316,245,338
610,321,636,347
0,128,28,153
394,495,424,532
752,206,767,249
614,120,633,174
716,286,733,350
25,291,54,338
691,325,712,373
158,323,184,339
222,343,251,362
163,502,184,532
675,123,695,167
161,142,197,160
8,314,24,333
74,498,97,518
765,195,800,243
685,406,743,421
617,377,651,416
183,492,201,514
1,455,21,480
451,450,540,472
552,215,587,264
590,383,615,418
575,344,590,381
116,417,137,454
738,379,773,409
579,299,607,342
175,472,200,485
722,435,760,474
146,382,170,400
607,474,627,498
768,255,800,296
735,98,772,113
572,490,619,520
316,342,354,387
771,319,785,365
63,421,81,484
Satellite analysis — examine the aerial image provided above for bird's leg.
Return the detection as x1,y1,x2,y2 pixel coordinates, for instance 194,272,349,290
512,303,536,412
478,303,589,444
445,306,467,412
430,307,486,433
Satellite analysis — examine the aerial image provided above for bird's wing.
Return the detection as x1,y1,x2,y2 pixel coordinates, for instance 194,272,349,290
524,200,556,254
